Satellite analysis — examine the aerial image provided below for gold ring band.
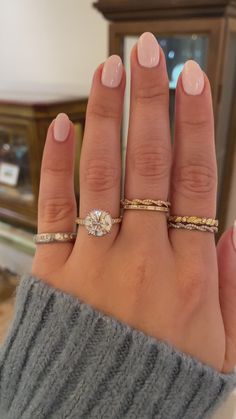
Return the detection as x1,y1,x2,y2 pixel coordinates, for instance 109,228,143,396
121,198,170,213
34,232,77,244
168,222,218,234
76,217,122,225
168,215,218,227
121,198,171,208
122,204,169,212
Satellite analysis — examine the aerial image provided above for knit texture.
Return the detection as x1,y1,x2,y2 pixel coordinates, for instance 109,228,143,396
0,275,235,419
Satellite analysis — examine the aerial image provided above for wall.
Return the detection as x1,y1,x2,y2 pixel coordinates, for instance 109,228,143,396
0,0,108,96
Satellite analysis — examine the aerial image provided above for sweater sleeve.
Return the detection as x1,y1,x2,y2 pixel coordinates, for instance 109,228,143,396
0,275,235,419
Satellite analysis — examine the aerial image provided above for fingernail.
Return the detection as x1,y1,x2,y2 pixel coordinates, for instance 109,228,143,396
101,55,123,88
182,60,205,95
137,32,160,68
53,113,70,142
233,221,236,251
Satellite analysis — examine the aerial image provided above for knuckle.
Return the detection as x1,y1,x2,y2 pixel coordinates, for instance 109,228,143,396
132,142,170,180
173,163,217,197
83,156,120,192
88,102,119,121
135,82,168,106
43,159,72,177
179,117,210,132
40,197,75,224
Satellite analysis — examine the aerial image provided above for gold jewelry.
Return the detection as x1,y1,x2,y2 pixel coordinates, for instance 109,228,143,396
34,232,77,244
121,198,170,212
121,198,171,208
122,204,168,212
75,209,122,237
168,222,218,234
168,215,218,227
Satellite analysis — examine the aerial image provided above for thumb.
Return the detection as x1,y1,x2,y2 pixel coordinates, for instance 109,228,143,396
217,222,236,372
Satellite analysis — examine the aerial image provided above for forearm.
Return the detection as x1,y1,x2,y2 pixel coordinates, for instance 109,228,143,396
0,275,235,419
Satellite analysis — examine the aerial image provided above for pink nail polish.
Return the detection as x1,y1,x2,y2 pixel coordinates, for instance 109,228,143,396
233,220,236,251
182,60,205,95
101,55,123,88
137,32,160,68
53,113,70,142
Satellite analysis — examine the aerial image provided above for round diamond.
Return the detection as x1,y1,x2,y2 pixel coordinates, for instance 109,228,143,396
84,210,112,237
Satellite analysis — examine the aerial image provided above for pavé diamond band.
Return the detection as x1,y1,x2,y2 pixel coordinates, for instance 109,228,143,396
34,232,77,244
75,209,122,237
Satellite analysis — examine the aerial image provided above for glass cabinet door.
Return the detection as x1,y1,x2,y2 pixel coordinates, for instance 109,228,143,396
157,35,208,89
0,125,34,203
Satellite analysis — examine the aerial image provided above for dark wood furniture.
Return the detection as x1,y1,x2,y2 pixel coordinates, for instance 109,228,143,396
0,95,87,229
94,0,236,235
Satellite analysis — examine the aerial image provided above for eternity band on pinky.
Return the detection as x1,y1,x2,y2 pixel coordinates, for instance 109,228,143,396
33,198,219,243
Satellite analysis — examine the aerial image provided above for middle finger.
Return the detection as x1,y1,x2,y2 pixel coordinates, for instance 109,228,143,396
123,33,172,240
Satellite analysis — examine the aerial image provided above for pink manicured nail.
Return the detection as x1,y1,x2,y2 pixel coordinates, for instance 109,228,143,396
233,221,236,251
53,113,70,142
137,32,160,68
182,60,205,95
101,55,123,88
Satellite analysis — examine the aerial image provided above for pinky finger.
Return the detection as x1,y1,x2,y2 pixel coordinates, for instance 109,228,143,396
32,113,77,277
217,223,236,373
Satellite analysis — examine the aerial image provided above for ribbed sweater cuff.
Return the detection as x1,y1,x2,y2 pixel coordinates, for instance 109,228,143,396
0,275,235,419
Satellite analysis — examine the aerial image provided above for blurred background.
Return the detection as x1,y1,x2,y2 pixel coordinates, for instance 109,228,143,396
0,1,236,416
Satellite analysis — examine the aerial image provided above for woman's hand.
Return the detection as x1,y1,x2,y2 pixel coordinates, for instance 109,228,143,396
32,32,236,373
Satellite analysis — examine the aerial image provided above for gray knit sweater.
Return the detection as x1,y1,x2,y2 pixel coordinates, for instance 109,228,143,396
0,275,235,419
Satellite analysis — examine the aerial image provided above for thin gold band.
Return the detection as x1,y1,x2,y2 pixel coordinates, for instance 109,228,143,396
168,222,218,234
168,215,218,227
121,198,170,213
121,198,171,208
122,204,169,212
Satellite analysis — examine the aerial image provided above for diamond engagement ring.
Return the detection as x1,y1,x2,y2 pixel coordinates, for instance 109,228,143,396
75,209,122,237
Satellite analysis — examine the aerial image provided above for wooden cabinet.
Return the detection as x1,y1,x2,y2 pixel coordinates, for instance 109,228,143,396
94,0,236,234
0,96,87,229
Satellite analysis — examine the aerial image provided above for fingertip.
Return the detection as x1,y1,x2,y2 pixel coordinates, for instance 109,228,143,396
91,58,125,92
177,64,212,101
131,38,167,72
53,113,71,142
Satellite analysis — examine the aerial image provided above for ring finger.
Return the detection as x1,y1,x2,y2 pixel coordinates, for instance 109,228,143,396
73,55,125,253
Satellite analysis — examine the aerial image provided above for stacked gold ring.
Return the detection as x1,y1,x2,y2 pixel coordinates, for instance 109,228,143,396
121,198,171,212
121,199,218,234
168,215,218,227
167,215,218,234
